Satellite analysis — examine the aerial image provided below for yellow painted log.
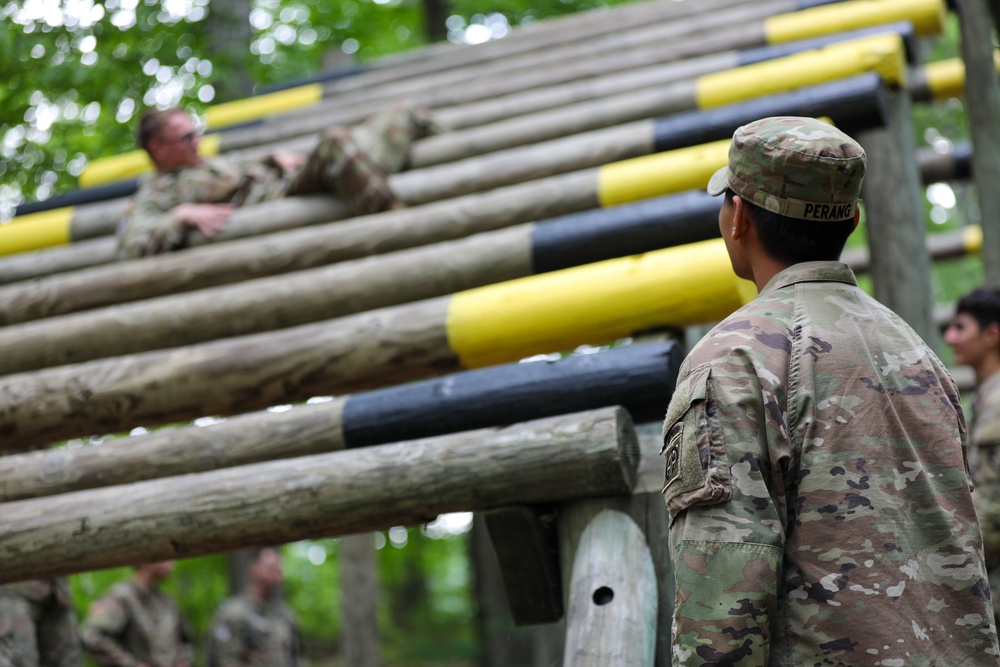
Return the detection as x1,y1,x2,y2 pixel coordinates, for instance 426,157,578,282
204,84,324,130
78,133,222,188
446,238,756,368
597,140,730,208
765,0,946,43
0,210,72,256
697,34,907,109
923,51,1000,100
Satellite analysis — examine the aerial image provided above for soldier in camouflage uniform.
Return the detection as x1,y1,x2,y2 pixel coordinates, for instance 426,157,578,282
116,102,437,259
662,116,1000,665
946,288,1000,624
0,579,81,667
206,548,299,667
80,561,194,667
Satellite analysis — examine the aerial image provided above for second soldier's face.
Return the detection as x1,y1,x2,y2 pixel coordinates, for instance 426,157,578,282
151,113,201,170
946,313,995,367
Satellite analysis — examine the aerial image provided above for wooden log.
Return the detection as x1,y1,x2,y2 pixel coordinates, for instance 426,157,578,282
0,171,598,324
225,7,779,152
0,340,681,500
219,0,930,156
956,0,1000,287
0,69,890,288
560,509,657,667
0,193,715,373
916,143,973,184
0,78,888,371
0,238,744,451
0,406,639,585
432,23,912,133
11,21,907,256
0,119,748,324
407,33,908,167
842,226,983,275
0,237,115,285
856,87,940,349
77,0,794,186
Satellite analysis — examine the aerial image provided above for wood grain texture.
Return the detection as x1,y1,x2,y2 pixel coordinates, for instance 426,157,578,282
0,298,456,451
0,407,638,584
0,226,533,374
0,398,347,501
0,171,598,324
561,509,657,667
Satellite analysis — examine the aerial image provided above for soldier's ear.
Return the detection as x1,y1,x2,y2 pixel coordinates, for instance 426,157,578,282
730,196,751,241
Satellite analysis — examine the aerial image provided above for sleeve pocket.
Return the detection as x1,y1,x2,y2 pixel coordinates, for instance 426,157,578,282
660,363,732,523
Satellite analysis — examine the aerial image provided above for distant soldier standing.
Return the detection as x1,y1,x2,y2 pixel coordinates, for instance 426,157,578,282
0,578,82,667
662,116,999,665
207,548,299,667
116,102,437,259
80,561,194,667
946,287,1000,623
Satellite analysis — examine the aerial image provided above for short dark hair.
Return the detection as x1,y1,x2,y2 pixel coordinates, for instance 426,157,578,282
725,189,855,265
136,107,187,153
956,288,1000,331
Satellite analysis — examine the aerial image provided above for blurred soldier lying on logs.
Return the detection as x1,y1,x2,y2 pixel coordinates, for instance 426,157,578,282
116,102,438,259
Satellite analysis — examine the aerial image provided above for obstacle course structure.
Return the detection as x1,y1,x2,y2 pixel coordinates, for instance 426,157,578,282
2,0,998,664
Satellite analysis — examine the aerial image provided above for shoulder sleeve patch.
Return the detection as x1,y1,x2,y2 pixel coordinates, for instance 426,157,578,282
660,363,732,523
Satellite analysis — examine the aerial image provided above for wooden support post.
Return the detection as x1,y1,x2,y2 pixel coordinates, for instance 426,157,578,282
957,0,1000,286
0,407,638,584
483,506,563,625
856,87,940,350
560,509,657,667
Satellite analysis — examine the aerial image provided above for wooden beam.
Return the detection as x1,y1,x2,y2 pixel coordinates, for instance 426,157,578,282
0,238,741,451
0,407,639,585
0,341,681,500
483,506,563,625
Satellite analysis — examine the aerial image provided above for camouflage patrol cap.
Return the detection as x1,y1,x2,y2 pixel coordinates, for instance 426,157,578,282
707,116,866,222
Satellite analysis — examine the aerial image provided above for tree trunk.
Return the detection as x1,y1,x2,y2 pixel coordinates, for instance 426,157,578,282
340,533,381,667
422,0,449,42
856,88,940,350
957,0,1000,287
206,0,255,102
0,406,639,584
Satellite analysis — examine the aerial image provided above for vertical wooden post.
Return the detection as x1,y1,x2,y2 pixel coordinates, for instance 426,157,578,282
557,422,673,667
559,508,658,667
340,533,381,667
856,89,940,350
957,0,1000,287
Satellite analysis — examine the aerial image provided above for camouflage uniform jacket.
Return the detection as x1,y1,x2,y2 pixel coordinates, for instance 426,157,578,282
80,581,194,667
0,578,81,667
117,157,289,258
662,261,999,666
207,595,299,667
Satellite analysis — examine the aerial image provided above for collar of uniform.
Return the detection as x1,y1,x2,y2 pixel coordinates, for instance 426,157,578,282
758,261,858,297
